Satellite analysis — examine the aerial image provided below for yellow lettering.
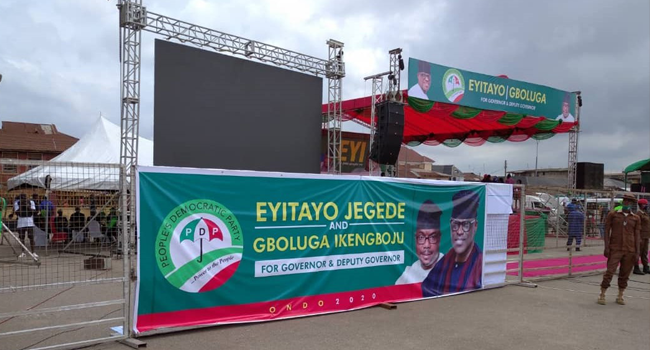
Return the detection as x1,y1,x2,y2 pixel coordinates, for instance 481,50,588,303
309,235,319,249
256,202,267,222
363,202,375,219
349,141,363,162
268,202,281,221
288,202,299,220
398,202,405,219
385,202,396,219
323,202,338,220
353,202,363,219
340,140,350,162
298,202,312,221
253,237,265,253
376,202,385,219
320,235,329,249
310,202,323,220
344,202,353,220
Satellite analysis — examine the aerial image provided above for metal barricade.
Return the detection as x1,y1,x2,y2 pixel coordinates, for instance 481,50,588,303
0,159,129,350
506,185,649,283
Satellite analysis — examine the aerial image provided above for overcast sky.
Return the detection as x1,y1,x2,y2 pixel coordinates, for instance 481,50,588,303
1,0,648,174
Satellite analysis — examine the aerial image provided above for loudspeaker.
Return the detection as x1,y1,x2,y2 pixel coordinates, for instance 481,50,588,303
369,101,405,165
631,183,648,193
576,162,604,189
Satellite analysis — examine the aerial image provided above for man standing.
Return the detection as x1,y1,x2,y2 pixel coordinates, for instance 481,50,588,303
396,200,444,285
556,92,575,123
69,207,86,242
566,203,585,251
633,199,649,275
14,193,38,259
407,60,431,100
422,190,483,296
598,193,640,305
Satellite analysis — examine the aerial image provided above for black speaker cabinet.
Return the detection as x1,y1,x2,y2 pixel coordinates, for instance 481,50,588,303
369,101,405,165
576,162,604,190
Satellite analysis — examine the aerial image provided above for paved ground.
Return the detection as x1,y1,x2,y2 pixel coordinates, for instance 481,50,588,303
88,273,649,350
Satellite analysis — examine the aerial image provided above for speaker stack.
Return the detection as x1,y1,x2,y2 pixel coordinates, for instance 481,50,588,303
576,162,604,190
369,101,405,165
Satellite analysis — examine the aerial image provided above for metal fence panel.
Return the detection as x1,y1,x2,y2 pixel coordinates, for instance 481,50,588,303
508,185,649,283
0,159,128,350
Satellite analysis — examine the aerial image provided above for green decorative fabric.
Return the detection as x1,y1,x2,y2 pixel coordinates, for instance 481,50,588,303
442,139,463,148
407,96,434,113
498,113,525,126
451,106,481,119
525,212,547,254
531,133,556,141
534,119,560,131
487,136,507,143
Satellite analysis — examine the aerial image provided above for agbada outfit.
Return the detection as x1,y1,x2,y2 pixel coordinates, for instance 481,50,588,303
395,253,444,285
636,209,650,269
600,210,640,290
421,242,482,297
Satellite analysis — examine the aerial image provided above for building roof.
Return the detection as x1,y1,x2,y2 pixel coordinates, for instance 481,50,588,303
463,172,482,182
397,147,434,164
510,167,567,174
0,121,78,153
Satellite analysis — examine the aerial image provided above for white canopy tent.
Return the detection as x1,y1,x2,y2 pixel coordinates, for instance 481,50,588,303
8,117,153,191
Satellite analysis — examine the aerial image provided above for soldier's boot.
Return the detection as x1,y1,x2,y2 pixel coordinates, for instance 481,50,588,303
633,265,645,275
597,288,606,305
616,289,625,305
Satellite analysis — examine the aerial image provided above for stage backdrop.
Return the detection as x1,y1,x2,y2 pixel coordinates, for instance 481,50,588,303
135,166,487,334
153,40,323,173
408,58,576,121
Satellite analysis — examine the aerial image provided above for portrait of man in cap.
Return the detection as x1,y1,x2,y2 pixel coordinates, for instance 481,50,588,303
556,92,575,123
422,190,483,296
407,60,431,100
396,200,444,285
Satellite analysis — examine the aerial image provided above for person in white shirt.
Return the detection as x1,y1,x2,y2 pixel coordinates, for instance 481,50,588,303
556,92,575,123
13,193,38,259
396,200,444,284
407,60,431,100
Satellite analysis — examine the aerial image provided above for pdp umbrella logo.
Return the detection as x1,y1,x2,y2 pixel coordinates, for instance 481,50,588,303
442,69,465,103
156,199,243,293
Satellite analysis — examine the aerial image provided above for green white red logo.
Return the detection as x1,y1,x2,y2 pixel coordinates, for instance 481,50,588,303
156,199,243,293
442,69,465,103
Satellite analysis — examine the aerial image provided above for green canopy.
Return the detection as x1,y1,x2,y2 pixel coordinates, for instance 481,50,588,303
624,158,650,173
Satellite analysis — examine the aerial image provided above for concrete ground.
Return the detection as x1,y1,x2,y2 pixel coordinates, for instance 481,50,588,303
89,273,650,350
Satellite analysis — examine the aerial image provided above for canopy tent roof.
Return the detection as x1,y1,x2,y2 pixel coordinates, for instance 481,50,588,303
322,92,577,147
624,158,650,173
8,117,153,191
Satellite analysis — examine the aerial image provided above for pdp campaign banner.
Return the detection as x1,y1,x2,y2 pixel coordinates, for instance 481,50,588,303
134,166,486,334
408,58,577,122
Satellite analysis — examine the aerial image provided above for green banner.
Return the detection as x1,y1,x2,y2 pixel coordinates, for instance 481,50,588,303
408,58,576,121
135,167,486,333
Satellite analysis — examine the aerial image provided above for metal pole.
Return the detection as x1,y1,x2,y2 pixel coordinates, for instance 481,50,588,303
518,185,526,283
535,140,539,177
568,246,573,277
582,195,588,247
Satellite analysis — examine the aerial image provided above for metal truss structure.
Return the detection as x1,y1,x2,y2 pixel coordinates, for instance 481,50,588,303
567,91,581,189
387,48,403,103
364,71,390,175
364,49,404,176
326,40,345,174
117,0,344,334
